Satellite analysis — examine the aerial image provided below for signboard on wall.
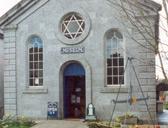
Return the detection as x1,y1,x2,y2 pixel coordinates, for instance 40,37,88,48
47,102,58,119
61,47,85,54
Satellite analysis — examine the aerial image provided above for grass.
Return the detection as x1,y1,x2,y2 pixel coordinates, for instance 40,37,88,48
4,123,30,128
0,115,36,128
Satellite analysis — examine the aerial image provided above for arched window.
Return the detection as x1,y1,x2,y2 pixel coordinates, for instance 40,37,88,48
28,36,43,86
106,30,124,85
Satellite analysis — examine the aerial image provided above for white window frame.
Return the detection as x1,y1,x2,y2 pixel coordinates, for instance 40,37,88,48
106,30,125,86
61,13,85,39
28,36,43,87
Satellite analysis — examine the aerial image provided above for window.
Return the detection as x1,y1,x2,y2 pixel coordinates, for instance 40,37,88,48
61,13,85,39
28,36,43,86
106,30,124,85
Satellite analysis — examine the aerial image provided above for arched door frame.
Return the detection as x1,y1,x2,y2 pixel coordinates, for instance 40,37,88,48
59,59,92,119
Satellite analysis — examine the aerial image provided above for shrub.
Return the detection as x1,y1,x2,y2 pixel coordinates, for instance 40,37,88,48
113,113,139,124
0,115,36,128
164,102,168,110
87,121,121,128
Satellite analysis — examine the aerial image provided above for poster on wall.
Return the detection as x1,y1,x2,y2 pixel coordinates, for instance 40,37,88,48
47,102,58,119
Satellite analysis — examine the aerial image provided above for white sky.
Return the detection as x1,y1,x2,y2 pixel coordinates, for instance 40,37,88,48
0,0,21,17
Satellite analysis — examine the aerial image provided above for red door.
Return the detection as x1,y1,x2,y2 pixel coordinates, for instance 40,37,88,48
64,76,85,118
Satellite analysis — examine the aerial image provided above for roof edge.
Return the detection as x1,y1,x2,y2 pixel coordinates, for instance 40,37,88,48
138,0,162,12
0,0,41,27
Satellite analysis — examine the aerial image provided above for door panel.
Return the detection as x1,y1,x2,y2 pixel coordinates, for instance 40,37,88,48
64,76,85,118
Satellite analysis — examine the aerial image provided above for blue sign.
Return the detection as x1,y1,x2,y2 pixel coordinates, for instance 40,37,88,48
47,102,58,119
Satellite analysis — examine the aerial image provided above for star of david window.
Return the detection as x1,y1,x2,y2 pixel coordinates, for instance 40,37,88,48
61,13,85,39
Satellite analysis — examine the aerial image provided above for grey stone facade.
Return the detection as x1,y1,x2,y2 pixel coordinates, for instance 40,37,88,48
0,31,4,118
3,26,17,115
0,0,161,121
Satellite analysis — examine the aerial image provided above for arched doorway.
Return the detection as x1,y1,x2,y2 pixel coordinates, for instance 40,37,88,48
63,63,85,119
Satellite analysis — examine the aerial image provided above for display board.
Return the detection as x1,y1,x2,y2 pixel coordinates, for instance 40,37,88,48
47,102,58,119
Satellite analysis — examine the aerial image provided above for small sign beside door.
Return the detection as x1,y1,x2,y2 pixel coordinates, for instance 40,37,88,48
47,102,58,119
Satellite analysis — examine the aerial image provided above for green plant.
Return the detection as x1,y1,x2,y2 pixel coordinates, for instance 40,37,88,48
113,113,138,125
0,115,36,128
164,102,168,109
87,121,121,128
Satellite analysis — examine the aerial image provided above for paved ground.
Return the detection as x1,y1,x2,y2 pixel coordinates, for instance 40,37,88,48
160,126,168,128
31,120,88,128
31,120,168,128
31,111,168,128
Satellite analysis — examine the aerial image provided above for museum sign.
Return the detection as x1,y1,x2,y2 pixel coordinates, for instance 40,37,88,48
61,47,85,54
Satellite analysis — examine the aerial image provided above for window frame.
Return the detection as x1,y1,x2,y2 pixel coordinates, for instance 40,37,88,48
61,13,85,39
106,29,125,87
56,9,91,45
28,35,43,87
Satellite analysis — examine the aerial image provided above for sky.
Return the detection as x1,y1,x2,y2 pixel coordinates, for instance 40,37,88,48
0,0,21,17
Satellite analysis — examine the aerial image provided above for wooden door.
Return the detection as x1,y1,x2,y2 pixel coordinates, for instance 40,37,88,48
64,76,85,118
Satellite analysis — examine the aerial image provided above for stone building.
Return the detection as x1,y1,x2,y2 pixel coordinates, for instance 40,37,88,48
0,31,4,118
0,0,161,121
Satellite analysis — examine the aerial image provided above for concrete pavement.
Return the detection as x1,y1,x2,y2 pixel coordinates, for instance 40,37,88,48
31,120,88,128
31,120,168,128
160,126,168,128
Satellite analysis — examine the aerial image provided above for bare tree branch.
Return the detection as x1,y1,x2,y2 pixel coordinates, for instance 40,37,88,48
107,0,168,80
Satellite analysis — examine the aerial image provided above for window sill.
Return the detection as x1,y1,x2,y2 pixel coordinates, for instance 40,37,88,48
23,87,48,94
100,86,128,93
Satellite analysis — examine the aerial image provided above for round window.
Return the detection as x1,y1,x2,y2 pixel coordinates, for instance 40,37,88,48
61,13,85,39
57,10,91,45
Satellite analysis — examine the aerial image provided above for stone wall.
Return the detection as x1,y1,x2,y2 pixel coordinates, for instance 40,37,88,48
3,25,17,115
1,0,159,121
0,33,4,118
